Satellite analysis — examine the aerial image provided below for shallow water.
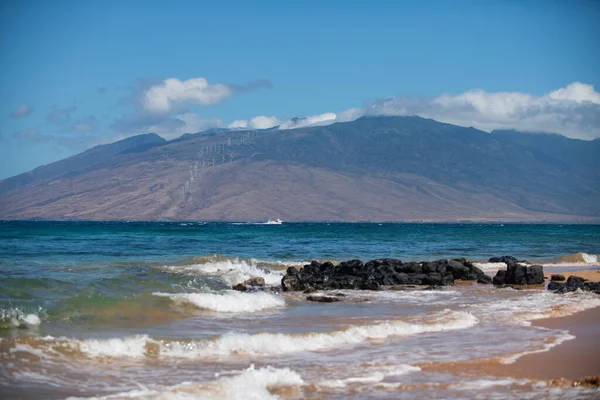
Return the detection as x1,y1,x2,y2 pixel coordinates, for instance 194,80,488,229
1,222,599,399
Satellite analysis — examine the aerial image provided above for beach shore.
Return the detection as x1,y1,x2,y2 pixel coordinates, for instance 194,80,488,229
544,269,600,282
420,274,600,383
490,306,600,380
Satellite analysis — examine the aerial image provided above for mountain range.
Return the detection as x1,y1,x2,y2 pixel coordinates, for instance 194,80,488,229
1,116,599,222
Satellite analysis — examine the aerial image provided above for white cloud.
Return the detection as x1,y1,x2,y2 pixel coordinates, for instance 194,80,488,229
279,112,338,130
365,82,600,139
227,110,365,132
228,116,280,129
143,78,232,113
336,108,364,123
10,104,32,118
547,82,600,103
146,113,224,140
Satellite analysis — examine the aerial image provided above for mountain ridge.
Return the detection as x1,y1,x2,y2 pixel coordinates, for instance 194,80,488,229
1,116,598,222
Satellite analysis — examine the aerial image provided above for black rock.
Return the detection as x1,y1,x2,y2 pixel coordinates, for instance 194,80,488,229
493,270,507,285
307,295,341,303
282,275,306,291
422,262,438,274
279,257,461,291
551,274,566,281
423,273,443,286
583,281,600,294
525,265,544,285
359,280,380,291
547,281,564,292
477,274,493,284
489,256,519,264
441,273,455,286
448,260,470,280
565,276,585,291
508,263,528,285
400,262,422,274
469,264,485,278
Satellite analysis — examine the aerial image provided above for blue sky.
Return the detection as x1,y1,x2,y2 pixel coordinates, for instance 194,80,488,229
1,0,599,179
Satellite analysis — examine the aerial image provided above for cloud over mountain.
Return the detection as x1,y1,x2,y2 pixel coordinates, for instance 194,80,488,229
365,82,600,139
227,82,600,139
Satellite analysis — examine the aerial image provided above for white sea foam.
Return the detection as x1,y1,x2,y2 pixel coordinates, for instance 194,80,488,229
581,252,599,263
29,310,477,360
156,310,477,359
78,335,151,359
349,289,462,304
159,259,283,286
500,330,575,364
0,307,42,328
473,262,507,271
468,290,600,325
448,378,531,390
66,365,304,400
318,364,420,388
153,291,285,313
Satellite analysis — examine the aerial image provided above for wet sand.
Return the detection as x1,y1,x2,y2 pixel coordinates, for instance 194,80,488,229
484,306,600,381
544,269,600,282
418,305,600,382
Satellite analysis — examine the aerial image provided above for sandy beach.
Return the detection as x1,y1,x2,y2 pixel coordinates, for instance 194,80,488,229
544,269,600,282
491,306,600,380
420,272,600,384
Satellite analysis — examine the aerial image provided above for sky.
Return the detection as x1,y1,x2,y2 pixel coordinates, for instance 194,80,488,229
1,0,599,179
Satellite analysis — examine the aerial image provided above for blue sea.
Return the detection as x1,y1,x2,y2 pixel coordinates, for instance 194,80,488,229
1,221,599,399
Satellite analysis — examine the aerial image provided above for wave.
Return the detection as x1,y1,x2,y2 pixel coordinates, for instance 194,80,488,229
0,306,43,329
317,364,420,389
153,291,285,313
468,290,600,325
157,256,285,286
474,252,600,270
473,262,509,271
544,252,600,267
8,310,477,360
66,364,304,400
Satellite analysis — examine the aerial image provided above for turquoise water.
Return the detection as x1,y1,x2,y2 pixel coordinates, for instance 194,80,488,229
2,221,599,264
1,222,600,399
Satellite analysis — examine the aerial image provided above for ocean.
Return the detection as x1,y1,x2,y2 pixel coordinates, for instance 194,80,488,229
1,221,599,399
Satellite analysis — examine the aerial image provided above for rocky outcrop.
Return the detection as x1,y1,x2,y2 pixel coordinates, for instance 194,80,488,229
232,277,265,291
492,258,544,286
281,258,490,291
550,274,565,281
547,275,600,294
488,255,529,264
306,295,342,303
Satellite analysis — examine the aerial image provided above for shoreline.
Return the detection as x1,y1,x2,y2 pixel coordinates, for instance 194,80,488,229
544,269,600,282
488,306,600,381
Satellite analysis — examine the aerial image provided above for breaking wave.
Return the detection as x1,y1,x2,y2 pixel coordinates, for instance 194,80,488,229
467,290,600,325
317,364,421,388
547,252,600,267
8,310,477,360
66,364,304,400
156,256,285,286
0,306,43,329
153,291,285,313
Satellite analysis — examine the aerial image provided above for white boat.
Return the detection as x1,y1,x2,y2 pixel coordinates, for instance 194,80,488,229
265,218,283,225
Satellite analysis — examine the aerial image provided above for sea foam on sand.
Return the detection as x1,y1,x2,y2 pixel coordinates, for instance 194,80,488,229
66,365,304,400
